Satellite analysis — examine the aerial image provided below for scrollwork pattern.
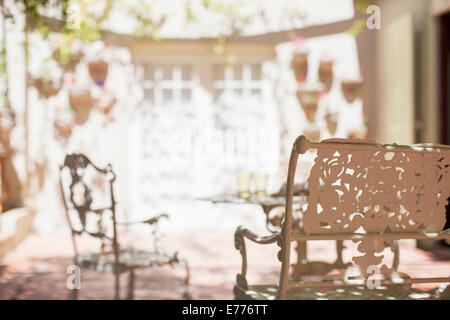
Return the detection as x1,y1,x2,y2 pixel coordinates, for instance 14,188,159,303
303,147,450,277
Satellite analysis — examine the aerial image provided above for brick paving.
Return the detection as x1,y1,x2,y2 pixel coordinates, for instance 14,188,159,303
0,231,449,300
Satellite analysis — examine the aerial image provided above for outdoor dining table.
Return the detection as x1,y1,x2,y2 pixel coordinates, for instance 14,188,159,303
197,193,348,280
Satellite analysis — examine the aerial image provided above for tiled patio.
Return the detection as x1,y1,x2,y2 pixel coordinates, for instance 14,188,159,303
0,231,449,300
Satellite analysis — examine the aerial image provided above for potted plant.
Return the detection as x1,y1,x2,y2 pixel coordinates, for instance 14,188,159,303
319,59,333,92
291,48,308,83
69,88,92,125
303,121,321,142
53,49,81,73
341,77,364,104
296,83,324,121
95,90,116,116
89,60,109,87
325,112,338,135
27,75,60,100
348,127,368,140
54,107,75,142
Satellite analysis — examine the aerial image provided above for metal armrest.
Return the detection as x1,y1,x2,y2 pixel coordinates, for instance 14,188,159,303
236,226,281,244
234,226,281,290
117,213,169,226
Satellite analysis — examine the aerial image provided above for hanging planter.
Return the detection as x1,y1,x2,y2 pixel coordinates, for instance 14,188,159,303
303,122,321,142
88,60,109,87
341,78,364,104
95,91,116,116
319,60,334,92
54,110,74,142
296,83,324,121
348,127,368,140
325,112,338,135
69,89,92,125
54,119,73,141
53,50,82,73
27,75,60,100
291,49,308,83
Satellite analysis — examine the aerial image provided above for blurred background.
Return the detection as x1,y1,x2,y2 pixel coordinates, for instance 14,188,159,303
0,0,449,299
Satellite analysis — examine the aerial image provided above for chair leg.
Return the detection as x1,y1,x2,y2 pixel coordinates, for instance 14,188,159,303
69,288,78,300
127,269,135,300
178,258,191,299
114,271,121,300
391,240,400,271
335,240,345,267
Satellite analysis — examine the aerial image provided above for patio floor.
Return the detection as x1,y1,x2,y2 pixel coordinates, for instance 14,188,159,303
0,231,449,300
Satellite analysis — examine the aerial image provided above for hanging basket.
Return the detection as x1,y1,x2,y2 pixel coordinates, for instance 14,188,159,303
69,89,92,125
319,60,333,92
296,83,324,121
341,78,364,104
291,50,308,82
88,60,109,87
53,50,82,73
348,128,368,140
95,91,116,116
54,115,74,141
325,112,338,135
304,124,321,142
28,75,60,100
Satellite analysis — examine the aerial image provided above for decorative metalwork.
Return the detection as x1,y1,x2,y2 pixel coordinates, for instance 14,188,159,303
59,153,190,300
234,136,450,300
304,146,450,235
303,139,450,277
233,226,280,293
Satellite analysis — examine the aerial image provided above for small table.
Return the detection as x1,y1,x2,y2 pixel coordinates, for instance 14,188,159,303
199,194,306,232
197,193,347,280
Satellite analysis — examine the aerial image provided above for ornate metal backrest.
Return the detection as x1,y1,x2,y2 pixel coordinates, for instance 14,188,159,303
303,139,450,235
59,154,119,256
277,136,450,298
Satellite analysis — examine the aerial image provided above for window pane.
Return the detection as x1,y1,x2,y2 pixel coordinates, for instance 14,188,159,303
155,65,172,81
162,89,173,105
144,65,154,80
214,89,223,101
181,65,193,81
233,89,243,97
214,64,225,80
251,89,262,97
251,64,262,80
233,64,243,80
144,88,154,102
181,89,191,103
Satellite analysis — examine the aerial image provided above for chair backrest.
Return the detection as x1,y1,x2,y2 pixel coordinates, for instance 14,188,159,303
59,153,119,257
277,136,450,298
303,139,450,235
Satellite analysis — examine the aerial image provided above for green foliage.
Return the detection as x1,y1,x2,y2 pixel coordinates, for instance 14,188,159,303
347,19,366,37
346,0,376,37
355,0,373,13
39,57,52,79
